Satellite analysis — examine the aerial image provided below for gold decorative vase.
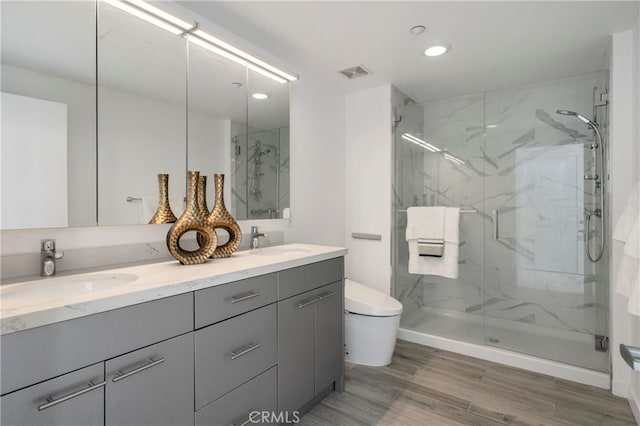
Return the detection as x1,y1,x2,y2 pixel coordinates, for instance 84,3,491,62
206,173,242,258
196,175,210,218
166,171,217,265
149,174,177,224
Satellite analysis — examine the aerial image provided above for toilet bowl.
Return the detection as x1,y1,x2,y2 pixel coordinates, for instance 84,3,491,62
344,279,403,366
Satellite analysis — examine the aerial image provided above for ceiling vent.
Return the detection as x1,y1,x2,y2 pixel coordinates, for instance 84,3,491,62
339,65,371,79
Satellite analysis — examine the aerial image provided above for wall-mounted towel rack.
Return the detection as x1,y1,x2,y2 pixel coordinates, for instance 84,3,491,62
126,197,142,202
398,208,477,214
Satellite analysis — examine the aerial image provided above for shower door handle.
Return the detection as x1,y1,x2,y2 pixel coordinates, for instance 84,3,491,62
492,209,499,240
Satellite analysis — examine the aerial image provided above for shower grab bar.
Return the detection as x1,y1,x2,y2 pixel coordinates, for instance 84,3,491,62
398,208,477,214
492,209,499,240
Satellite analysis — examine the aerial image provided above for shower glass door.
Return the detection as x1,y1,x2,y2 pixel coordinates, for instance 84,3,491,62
482,74,609,371
392,71,609,372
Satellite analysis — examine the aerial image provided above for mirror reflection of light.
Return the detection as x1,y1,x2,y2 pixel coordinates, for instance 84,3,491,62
401,133,441,152
444,153,465,165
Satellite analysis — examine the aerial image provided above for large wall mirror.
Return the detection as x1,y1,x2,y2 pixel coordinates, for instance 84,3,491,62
1,1,97,229
0,0,291,230
98,0,188,226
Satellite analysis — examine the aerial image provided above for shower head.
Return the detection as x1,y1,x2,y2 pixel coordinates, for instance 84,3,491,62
556,110,595,127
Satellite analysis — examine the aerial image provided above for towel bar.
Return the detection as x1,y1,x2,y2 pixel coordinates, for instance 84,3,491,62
398,208,477,214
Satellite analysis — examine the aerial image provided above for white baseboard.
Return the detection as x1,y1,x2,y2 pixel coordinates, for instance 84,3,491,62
399,328,610,389
613,379,631,397
630,385,640,426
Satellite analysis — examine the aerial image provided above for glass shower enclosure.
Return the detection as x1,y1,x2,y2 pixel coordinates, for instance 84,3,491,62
392,71,609,372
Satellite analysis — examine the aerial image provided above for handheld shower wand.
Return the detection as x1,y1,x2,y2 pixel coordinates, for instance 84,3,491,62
556,110,605,262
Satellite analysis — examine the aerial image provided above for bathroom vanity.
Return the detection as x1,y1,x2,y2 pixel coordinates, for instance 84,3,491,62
0,244,346,426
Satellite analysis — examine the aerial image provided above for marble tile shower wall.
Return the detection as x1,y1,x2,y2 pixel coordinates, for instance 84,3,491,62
232,127,290,220
395,71,609,338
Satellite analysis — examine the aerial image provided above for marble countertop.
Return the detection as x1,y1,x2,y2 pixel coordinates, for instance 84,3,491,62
0,243,347,335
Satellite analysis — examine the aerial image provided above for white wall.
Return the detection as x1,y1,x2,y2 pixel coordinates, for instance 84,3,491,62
285,77,346,247
630,7,640,423
2,65,96,227
345,85,392,294
1,93,67,229
610,29,640,418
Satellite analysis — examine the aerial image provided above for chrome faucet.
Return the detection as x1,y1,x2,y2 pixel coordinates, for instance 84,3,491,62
250,226,267,250
41,239,64,277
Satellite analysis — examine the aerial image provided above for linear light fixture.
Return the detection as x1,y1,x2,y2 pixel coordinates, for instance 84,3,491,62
103,0,297,84
401,133,441,152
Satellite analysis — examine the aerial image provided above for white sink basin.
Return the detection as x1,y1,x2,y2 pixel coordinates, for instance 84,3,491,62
254,244,311,257
1,273,138,306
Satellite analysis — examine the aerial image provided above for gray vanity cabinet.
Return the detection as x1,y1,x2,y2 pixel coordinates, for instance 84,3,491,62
277,289,316,413
314,280,344,394
277,277,344,414
105,332,194,426
0,363,105,426
195,367,277,426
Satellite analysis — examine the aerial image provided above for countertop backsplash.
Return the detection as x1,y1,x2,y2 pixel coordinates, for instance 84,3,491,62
1,226,285,281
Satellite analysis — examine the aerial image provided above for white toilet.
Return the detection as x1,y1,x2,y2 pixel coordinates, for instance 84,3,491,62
344,279,403,366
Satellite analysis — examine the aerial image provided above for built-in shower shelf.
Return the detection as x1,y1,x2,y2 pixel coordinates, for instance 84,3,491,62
620,344,640,372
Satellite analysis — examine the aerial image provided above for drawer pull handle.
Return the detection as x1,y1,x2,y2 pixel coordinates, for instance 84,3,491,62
112,358,165,383
37,380,106,411
232,411,260,426
316,291,336,301
297,296,320,308
230,343,261,360
229,291,261,304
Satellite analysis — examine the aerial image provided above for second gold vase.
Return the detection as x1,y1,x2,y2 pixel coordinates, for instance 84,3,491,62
199,173,242,258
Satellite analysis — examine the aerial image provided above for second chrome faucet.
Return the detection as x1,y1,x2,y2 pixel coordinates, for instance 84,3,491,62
250,226,267,249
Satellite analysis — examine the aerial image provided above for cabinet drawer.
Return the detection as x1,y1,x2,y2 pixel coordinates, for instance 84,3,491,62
1,293,193,395
105,332,194,426
195,273,277,328
195,367,277,426
1,363,104,426
278,257,343,299
195,304,277,410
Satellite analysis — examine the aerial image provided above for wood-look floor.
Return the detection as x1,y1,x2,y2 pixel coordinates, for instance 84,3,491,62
301,340,637,426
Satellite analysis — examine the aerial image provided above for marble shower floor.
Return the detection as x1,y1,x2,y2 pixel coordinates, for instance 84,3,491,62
401,307,609,372
301,340,635,426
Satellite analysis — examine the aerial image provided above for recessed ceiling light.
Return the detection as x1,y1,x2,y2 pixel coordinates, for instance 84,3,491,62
486,124,498,129
410,25,426,35
424,44,450,57
252,93,269,100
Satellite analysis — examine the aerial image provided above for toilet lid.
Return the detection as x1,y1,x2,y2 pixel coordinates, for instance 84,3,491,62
345,279,403,316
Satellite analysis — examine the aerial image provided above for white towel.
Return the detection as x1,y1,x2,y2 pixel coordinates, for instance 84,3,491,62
406,207,460,278
613,181,639,242
613,180,640,317
406,207,445,241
